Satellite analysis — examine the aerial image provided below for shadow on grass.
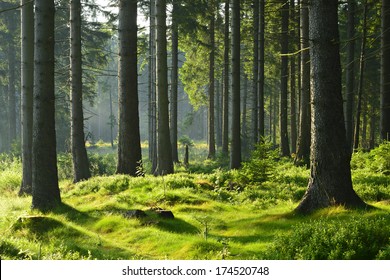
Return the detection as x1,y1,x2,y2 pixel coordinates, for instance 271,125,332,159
154,217,199,234
53,203,98,224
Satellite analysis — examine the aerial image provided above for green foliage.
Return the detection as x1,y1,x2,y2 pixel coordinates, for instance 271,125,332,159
178,135,194,147
266,215,390,260
351,142,390,174
240,142,279,184
0,154,21,194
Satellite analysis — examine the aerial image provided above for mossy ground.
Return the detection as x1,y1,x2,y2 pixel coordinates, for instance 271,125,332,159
0,142,389,260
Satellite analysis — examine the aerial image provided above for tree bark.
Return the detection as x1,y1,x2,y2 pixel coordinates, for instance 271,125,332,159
32,0,61,210
6,11,17,149
290,0,297,154
295,0,310,165
252,0,259,145
380,0,390,141
345,0,356,152
353,0,368,150
170,2,179,163
155,0,174,175
116,0,142,176
207,4,216,159
222,0,230,155
280,0,290,157
149,0,158,171
296,0,366,214
258,0,265,139
19,0,34,196
70,0,91,182
230,0,241,169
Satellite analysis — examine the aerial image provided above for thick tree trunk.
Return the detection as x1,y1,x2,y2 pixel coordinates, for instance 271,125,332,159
32,0,61,210
155,0,173,175
296,0,366,214
116,0,142,176
380,0,390,141
170,2,179,163
208,7,216,159
19,0,34,196
222,0,230,155
295,1,310,165
280,1,290,157
230,0,241,169
345,0,356,152
70,0,91,182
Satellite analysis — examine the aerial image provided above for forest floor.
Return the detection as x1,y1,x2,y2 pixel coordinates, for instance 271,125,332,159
0,141,390,260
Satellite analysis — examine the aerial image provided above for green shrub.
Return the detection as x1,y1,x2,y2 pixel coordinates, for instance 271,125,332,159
89,153,116,176
368,142,390,175
265,216,390,260
240,141,279,184
57,153,73,180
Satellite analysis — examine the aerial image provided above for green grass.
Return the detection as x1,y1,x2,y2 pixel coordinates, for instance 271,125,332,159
0,142,389,260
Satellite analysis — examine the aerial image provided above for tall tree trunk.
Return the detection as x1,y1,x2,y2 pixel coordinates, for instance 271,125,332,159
19,0,34,195
258,0,265,139
252,0,259,144
230,0,241,169
290,0,297,154
296,0,366,214
345,0,356,152
109,88,114,148
170,2,179,163
353,1,368,150
295,0,310,165
116,0,142,176
208,5,216,159
155,0,173,175
242,76,249,158
70,0,91,182
7,11,17,149
32,0,61,210
149,0,157,170
369,96,376,149
216,79,222,147
222,0,230,155
280,0,290,156
380,0,390,141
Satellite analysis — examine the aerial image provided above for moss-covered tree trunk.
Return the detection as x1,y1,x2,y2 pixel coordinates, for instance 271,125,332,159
296,0,366,214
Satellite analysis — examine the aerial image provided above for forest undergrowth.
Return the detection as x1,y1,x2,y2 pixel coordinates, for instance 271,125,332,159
0,141,389,260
